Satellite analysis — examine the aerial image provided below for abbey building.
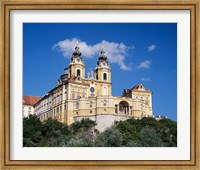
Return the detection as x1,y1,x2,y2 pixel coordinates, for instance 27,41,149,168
34,44,153,131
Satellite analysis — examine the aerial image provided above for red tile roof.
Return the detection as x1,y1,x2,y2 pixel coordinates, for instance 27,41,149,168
132,84,144,90
131,84,152,93
132,84,140,90
67,75,77,81
23,96,41,106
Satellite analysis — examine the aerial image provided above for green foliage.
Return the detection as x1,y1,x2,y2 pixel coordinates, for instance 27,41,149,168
23,115,43,146
139,127,164,147
139,117,159,128
157,118,177,146
125,140,142,147
95,128,123,147
23,116,177,147
70,118,96,134
23,117,97,147
116,119,139,145
65,132,94,147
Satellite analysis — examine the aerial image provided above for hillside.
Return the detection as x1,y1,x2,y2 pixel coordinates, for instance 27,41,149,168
23,115,177,147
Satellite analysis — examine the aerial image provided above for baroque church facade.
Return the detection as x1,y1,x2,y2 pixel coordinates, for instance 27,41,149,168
34,44,153,131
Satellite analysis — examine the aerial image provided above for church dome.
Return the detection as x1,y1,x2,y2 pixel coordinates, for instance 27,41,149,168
98,49,107,61
73,47,81,56
60,67,68,80
70,42,85,64
95,47,110,68
72,43,81,57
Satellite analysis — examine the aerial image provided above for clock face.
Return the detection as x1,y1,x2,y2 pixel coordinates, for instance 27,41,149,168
90,87,95,93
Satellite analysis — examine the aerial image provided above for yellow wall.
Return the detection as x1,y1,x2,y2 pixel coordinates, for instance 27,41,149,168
68,63,85,79
37,62,153,126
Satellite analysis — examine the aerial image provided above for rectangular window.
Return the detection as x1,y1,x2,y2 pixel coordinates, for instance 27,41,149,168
72,93,75,99
115,105,118,113
61,94,63,102
130,106,132,114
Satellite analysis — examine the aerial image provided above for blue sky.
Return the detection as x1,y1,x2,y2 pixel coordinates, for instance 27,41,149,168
23,23,177,121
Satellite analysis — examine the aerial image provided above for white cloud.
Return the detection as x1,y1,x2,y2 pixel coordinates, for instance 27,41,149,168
147,44,156,51
137,60,152,69
53,38,133,71
141,77,151,82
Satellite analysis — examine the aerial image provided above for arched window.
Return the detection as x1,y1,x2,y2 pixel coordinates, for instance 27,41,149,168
103,73,107,80
77,69,81,77
103,87,107,95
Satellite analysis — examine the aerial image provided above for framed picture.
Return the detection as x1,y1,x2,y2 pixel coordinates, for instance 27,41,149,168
0,0,199,169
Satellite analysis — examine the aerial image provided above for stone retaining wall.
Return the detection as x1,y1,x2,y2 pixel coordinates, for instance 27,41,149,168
74,114,130,132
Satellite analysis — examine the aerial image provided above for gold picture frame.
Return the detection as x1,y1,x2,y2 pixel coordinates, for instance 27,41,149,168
0,0,199,169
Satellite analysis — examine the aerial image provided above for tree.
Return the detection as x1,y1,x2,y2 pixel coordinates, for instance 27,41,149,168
95,128,123,147
23,115,177,147
65,132,94,147
116,121,139,145
139,126,164,147
70,118,96,134
23,115,43,146
157,118,177,146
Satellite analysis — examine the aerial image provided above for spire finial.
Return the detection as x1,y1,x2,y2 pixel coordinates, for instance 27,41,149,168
101,46,105,55
72,40,81,56
75,41,80,51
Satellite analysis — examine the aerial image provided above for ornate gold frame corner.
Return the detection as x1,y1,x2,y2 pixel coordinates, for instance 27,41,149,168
0,0,199,169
